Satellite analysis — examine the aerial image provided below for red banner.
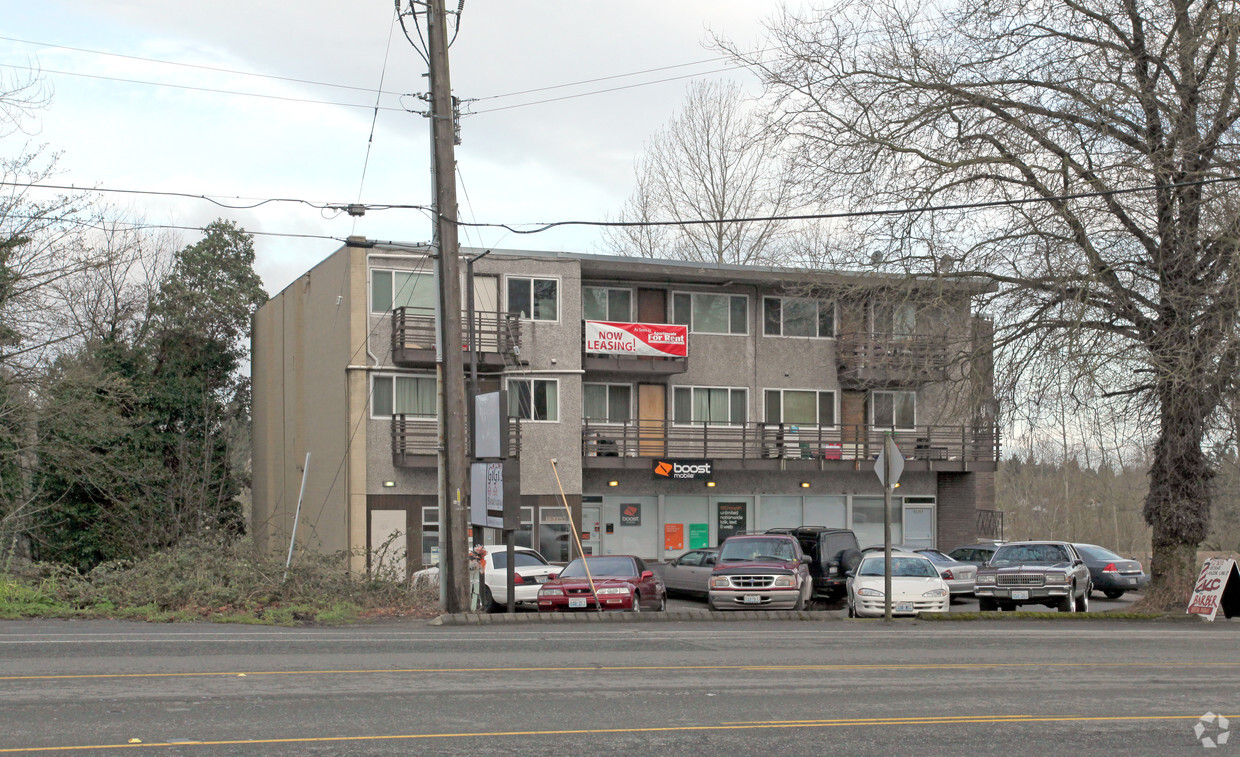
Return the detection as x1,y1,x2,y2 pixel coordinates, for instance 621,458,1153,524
584,321,688,357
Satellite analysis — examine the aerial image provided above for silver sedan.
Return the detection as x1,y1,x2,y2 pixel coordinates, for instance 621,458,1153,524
915,549,977,598
656,548,718,597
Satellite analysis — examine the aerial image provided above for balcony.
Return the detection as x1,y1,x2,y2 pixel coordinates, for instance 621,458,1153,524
836,332,954,388
391,306,522,369
581,421,998,472
581,321,688,375
392,415,522,468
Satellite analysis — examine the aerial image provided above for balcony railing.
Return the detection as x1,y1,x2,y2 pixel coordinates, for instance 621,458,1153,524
391,306,522,367
582,420,999,465
836,332,954,387
392,415,522,466
977,509,1005,541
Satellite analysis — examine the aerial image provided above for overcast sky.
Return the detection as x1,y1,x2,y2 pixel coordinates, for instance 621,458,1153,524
1,1,791,296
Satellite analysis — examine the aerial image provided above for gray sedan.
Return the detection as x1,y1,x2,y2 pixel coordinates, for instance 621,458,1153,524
915,548,977,597
657,548,718,597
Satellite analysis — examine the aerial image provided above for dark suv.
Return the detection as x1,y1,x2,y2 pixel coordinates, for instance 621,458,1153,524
708,533,812,611
766,527,862,602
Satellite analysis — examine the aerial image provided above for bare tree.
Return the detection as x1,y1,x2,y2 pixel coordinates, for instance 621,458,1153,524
605,80,794,265
726,0,1240,607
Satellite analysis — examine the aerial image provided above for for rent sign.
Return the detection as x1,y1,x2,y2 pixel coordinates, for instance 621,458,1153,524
584,321,688,358
1186,558,1240,621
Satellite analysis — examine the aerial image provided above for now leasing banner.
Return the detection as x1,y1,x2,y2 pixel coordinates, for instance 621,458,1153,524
584,321,688,357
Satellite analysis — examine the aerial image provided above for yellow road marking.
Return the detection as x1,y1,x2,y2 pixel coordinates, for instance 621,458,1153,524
0,714,1216,753
3,660,1239,682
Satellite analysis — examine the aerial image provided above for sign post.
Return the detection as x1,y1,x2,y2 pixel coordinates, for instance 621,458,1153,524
874,434,905,620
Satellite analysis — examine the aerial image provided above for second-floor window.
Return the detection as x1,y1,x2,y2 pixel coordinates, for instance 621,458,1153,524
582,287,632,322
507,276,559,321
764,389,836,427
672,292,747,335
872,390,916,429
673,386,747,425
763,297,835,338
372,375,436,418
584,383,631,422
875,302,917,336
508,378,559,422
372,270,435,313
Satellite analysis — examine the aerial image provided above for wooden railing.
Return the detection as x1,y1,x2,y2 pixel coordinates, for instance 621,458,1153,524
836,332,954,373
391,306,521,357
977,509,1005,541
582,420,999,463
393,415,522,460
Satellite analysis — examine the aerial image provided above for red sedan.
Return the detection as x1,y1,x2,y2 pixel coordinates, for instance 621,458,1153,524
537,555,666,612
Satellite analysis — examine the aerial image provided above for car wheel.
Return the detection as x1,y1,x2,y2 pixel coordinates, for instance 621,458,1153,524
1104,589,1125,600
631,592,641,612
1058,585,1076,612
793,587,806,612
1075,586,1090,613
978,597,997,612
481,585,500,613
655,592,666,612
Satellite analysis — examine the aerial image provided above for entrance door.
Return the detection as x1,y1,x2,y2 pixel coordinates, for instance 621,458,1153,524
637,288,666,323
472,274,500,351
903,505,935,549
580,506,601,556
841,391,866,457
638,384,666,456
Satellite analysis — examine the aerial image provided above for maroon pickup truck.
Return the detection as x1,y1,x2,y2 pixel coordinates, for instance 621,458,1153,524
707,533,812,611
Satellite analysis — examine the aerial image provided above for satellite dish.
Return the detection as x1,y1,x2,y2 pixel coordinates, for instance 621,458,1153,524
940,255,955,272
870,251,884,266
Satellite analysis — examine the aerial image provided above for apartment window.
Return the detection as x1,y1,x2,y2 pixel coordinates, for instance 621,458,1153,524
582,287,632,322
673,386,747,425
372,375,437,418
508,378,559,422
371,269,435,313
421,506,439,566
872,390,916,429
672,292,747,334
584,383,632,422
875,302,917,336
763,297,835,338
764,389,836,427
507,276,559,321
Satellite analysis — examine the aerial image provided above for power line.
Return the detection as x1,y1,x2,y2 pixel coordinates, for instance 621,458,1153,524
2,212,348,242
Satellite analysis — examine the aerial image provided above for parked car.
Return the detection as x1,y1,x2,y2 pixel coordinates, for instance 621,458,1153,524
862,544,919,553
766,527,861,602
914,549,977,598
1073,543,1149,599
708,533,812,611
846,552,951,618
657,548,718,597
973,541,1092,612
947,542,1004,567
411,545,561,612
536,555,665,612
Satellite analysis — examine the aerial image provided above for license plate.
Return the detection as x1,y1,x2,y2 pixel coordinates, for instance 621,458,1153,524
743,595,762,604
1128,577,1137,584
895,602,914,613
1011,590,1029,600
568,597,587,608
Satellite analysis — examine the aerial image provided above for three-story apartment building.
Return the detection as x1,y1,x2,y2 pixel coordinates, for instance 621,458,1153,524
251,240,1000,576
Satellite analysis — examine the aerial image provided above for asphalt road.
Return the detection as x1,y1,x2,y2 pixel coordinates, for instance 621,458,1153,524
1,614,1237,756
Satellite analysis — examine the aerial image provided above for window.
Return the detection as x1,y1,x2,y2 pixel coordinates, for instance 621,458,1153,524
764,389,836,427
672,292,747,334
582,287,632,322
583,383,632,422
672,386,747,425
875,301,917,335
763,297,835,338
372,375,437,418
508,378,559,421
371,269,435,313
872,390,916,429
507,276,559,321
421,506,439,566
514,507,534,549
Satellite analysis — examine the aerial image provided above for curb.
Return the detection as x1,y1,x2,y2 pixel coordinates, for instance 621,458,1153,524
428,609,847,625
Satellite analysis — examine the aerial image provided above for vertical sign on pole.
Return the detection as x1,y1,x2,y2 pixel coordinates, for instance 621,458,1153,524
874,434,905,620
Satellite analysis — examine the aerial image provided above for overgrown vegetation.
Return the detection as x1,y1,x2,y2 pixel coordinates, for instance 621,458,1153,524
0,538,438,624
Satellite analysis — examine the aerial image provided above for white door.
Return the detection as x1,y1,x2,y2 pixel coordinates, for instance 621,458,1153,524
903,505,935,549
472,274,500,351
580,506,601,556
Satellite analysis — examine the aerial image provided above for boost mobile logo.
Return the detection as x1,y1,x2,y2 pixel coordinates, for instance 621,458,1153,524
654,460,713,479
655,462,674,477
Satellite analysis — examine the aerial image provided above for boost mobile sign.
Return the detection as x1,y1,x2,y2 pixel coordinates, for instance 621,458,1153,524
652,459,714,480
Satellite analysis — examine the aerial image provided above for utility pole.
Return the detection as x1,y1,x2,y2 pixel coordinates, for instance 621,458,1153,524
427,0,470,612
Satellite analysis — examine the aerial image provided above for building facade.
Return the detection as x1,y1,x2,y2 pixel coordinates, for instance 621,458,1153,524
251,241,1000,576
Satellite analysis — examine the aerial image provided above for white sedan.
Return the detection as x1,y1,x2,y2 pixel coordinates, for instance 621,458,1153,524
847,552,951,618
412,546,560,612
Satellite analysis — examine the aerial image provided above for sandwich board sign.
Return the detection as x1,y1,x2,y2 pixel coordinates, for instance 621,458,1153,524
1186,558,1240,621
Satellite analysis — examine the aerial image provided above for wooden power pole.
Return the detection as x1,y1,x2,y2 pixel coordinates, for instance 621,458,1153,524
426,0,470,612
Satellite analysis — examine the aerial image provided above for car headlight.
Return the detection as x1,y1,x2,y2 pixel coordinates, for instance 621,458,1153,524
710,576,732,589
857,587,884,597
976,575,995,584
773,575,795,587
596,587,629,595
922,589,948,598
538,587,564,597
1044,573,1069,583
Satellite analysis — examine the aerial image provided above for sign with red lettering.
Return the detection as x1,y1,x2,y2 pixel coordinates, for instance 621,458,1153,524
1187,558,1237,621
584,321,688,357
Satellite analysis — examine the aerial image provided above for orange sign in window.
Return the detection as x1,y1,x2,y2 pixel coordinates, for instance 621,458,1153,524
664,523,685,550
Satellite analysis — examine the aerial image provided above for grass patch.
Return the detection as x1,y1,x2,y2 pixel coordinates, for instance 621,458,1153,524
0,538,438,625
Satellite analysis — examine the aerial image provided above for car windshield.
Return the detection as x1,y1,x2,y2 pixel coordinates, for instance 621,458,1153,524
559,557,636,578
858,556,938,578
719,538,796,562
1075,544,1124,561
991,544,1071,565
489,551,549,570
